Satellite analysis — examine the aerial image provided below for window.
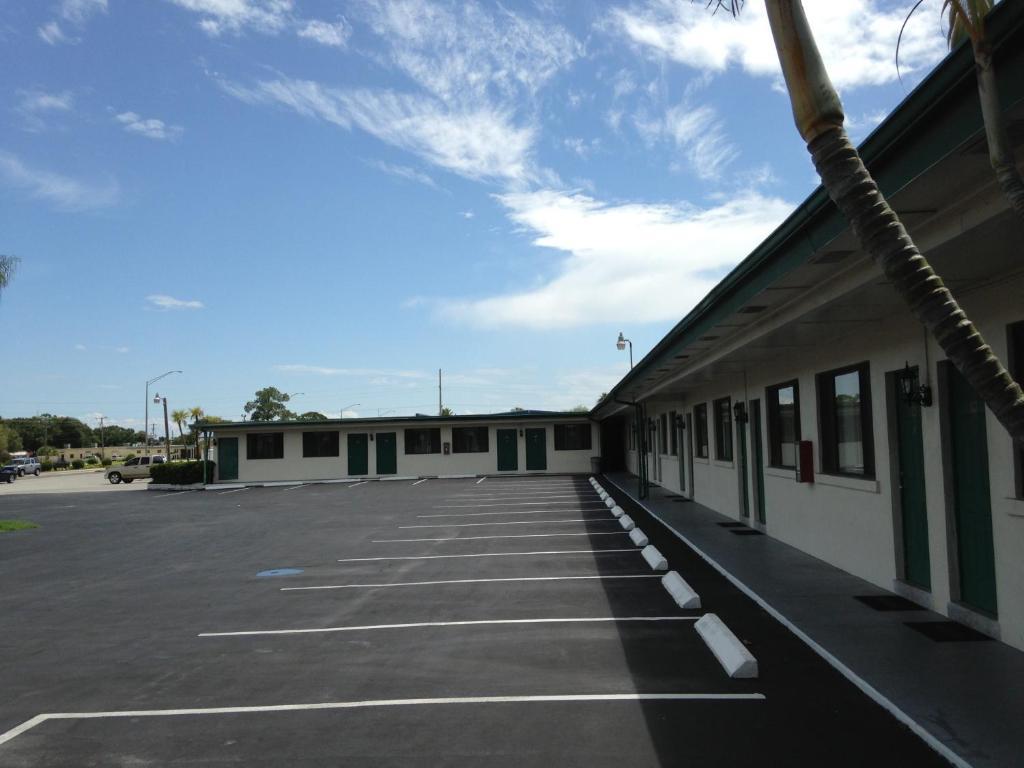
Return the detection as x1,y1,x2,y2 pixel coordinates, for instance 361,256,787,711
694,403,709,458
659,414,668,454
1010,322,1024,498
554,423,592,451
817,363,874,477
404,428,441,454
452,426,489,453
714,397,733,461
247,432,284,460
669,411,678,455
766,381,800,468
303,431,339,458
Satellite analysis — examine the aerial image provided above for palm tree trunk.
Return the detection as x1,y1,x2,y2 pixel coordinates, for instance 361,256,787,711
765,0,1024,443
972,38,1024,219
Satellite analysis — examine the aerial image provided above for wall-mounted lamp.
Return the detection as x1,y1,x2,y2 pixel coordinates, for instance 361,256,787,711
733,401,747,424
648,418,656,433
519,429,523,437
674,414,684,429
370,433,375,441
900,362,933,407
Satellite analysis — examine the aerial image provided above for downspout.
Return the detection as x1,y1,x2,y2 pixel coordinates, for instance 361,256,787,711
614,396,648,499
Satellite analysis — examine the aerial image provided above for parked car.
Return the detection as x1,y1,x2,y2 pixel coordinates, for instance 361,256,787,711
3,457,40,476
1,466,16,483
104,455,165,484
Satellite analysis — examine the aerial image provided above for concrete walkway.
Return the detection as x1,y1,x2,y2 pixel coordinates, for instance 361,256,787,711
604,472,1024,768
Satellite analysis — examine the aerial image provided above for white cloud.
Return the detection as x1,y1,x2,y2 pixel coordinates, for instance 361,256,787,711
165,0,293,36
634,102,737,180
297,18,350,47
16,90,74,131
437,188,794,329
114,346,130,353
459,210,474,219
115,112,184,141
38,0,107,44
366,159,439,188
38,21,68,44
611,0,948,90
0,151,118,211
274,364,427,378
221,77,535,182
147,294,204,310
74,343,87,351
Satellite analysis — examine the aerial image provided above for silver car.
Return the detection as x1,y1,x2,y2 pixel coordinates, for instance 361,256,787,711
3,458,40,476
105,455,165,484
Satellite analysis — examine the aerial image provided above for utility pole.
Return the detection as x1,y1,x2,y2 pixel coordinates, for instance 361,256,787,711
98,416,105,461
163,397,171,461
438,368,442,417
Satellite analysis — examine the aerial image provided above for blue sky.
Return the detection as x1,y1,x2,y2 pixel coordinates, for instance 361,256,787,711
0,0,954,432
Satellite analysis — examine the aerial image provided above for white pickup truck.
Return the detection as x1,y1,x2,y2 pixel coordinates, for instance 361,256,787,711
105,455,165,484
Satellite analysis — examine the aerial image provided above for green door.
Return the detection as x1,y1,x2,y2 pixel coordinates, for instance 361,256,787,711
376,432,397,475
751,400,766,525
895,369,931,589
347,433,368,476
525,428,547,471
497,429,518,471
676,421,686,492
948,365,997,615
219,437,238,481
737,412,750,518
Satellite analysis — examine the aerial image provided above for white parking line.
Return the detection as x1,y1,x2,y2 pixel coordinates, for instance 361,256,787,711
476,476,486,484
281,574,662,591
444,494,593,502
418,508,607,519
412,479,427,486
283,484,310,492
373,532,628,543
399,518,617,529
337,549,638,563
218,487,250,495
199,616,698,638
348,481,367,489
435,500,607,508
0,693,765,747
152,491,191,500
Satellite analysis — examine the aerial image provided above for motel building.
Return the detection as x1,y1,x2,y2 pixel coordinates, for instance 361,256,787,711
593,0,1024,653
202,411,598,484
201,2,1024,654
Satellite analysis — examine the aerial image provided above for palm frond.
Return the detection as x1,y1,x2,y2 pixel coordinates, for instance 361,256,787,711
0,255,19,290
700,1,743,18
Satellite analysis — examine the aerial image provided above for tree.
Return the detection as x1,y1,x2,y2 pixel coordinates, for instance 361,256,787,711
0,255,18,298
902,1,1024,220
298,411,328,420
171,409,188,443
440,407,455,417
717,1,1024,442
569,405,589,413
243,387,297,422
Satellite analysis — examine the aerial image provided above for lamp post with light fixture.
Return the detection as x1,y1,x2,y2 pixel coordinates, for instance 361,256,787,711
154,392,171,461
145,370,181,455
616,332,633,369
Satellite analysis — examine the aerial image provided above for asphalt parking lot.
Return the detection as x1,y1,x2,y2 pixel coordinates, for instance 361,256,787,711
0,476,949,766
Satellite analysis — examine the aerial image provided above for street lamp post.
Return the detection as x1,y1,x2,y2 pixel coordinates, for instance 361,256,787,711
145,370,181,455
340,403,360,419
616,332,633,369
154,393,171,461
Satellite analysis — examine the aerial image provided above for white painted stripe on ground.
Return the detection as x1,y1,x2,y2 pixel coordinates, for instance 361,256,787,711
283,483,310,492
446,494,593,501
218,487,250,495
476,476,487,484
348,481,367,488
263,481,303,487
435,501,608,508
437,474,476,479
412,479,428,486
418,508,605,519
281,574,662,591
373,532,629,543
337,549,638,563
399,518,617,529
152,491,190,499
199,616,698,638
0,693,765,746
600,475,971,768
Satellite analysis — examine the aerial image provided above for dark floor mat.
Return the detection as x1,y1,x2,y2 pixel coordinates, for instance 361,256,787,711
854,595,926,612
717,522,747,528
729,528,764,536
905,621,994,642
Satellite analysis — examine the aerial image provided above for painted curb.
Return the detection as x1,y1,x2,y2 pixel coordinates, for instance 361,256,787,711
437,474,476,479
662,570,701,609
629,527,649,547
610,505,625,518
619,515,636,532
695,614,758,679
604,497,616,508
147,483,204,491
641,544,668,571
380,476,418,482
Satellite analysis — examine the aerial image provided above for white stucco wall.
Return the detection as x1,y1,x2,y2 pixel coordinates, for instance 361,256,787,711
625,273,1024,650
213,419,599,483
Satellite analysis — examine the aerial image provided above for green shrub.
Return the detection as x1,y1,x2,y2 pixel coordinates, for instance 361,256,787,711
40,462,54,472
86,457,98,465
101,458,112,467
150,460,216,485
71,459,85,470
124,453,135,461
